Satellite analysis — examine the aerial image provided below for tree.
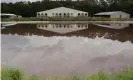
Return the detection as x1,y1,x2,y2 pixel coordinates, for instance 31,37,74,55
1,0,133,17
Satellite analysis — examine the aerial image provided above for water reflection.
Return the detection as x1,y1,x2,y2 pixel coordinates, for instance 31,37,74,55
94,23,129,29
37,24,88,34
2,35,133,76
1,23,133,43
1,23,17,27
1,23,133,76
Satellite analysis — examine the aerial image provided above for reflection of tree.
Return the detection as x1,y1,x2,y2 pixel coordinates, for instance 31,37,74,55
1,24,133,43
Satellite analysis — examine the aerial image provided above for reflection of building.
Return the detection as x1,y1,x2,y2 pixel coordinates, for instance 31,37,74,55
94,23,129,29
37,24,88,34
1,23,17,27
1,23,133,43
94,11,130,19
37,7,88,18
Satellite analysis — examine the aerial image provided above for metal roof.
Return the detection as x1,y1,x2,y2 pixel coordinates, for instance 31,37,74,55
37,7,87,13
1,13,16,16
94,11,129,15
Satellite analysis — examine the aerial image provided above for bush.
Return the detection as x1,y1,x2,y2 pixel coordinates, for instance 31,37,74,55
1,66,133,80
28,75,40,80
1,17,133,21
1,67,23,80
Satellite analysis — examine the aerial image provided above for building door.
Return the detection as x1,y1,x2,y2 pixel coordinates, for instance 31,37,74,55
120,15,122,18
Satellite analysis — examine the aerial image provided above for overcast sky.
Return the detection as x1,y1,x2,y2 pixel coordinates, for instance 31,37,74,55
1,0,42,3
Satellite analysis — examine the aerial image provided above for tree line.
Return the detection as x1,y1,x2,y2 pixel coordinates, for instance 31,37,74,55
1,0,133,17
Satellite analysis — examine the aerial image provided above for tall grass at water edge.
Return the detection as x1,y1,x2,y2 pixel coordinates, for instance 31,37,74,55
1,17,133,21
1,66,133,80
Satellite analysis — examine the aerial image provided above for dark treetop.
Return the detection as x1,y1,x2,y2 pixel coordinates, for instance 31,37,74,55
1,0,133,17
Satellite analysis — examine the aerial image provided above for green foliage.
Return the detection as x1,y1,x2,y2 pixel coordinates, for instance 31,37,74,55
1,67,133,80
113,68,133,80
86,71,109,80
1,67,23,80
2,17,133,21
1,17,41,21
72,76,80,80
29,75,40,80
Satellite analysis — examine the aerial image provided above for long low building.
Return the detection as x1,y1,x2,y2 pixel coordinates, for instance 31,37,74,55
37,7,88,18
1,13,22,18
94,11,130,19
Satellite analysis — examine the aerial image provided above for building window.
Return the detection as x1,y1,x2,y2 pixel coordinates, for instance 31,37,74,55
52,13,54,15
56,13,58,16
82,13,84,16
37,13,40,17
81,25,84,27
64,13,66,16
78,13,80,16
45,25,47,28
71,13,73,15
41,13,43,16
45,13,47,16
67,13,69,16
59,13,61,16
120,15,122,18
59,24,61,28
56,25,58,28
85,13,88,16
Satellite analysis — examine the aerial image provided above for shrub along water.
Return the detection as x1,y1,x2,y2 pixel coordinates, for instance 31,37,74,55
1,17,133,21
1,66,133,80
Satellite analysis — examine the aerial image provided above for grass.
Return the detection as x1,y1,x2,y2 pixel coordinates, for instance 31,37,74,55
1,17,41,21
1,17,133,21
1,67,133,80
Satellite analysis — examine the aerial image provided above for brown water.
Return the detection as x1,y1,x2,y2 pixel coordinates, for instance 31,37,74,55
1,23,133,76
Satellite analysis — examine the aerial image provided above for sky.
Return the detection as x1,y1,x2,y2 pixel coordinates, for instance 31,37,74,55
1,0,42,3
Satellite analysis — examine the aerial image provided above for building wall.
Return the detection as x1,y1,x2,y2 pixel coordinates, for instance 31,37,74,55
1,15,17,18
37,12,88,18
121,14,130,18
37,8,88,18
110,12,130,19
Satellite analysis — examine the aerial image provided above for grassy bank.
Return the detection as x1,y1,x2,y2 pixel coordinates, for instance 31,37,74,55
1,67,133,80
1,17,133,22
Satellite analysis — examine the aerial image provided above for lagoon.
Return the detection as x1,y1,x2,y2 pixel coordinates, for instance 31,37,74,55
1,23,133,76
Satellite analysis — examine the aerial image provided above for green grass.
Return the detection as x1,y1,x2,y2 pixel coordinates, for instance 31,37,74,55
1,67,133,80
1,17,41,21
